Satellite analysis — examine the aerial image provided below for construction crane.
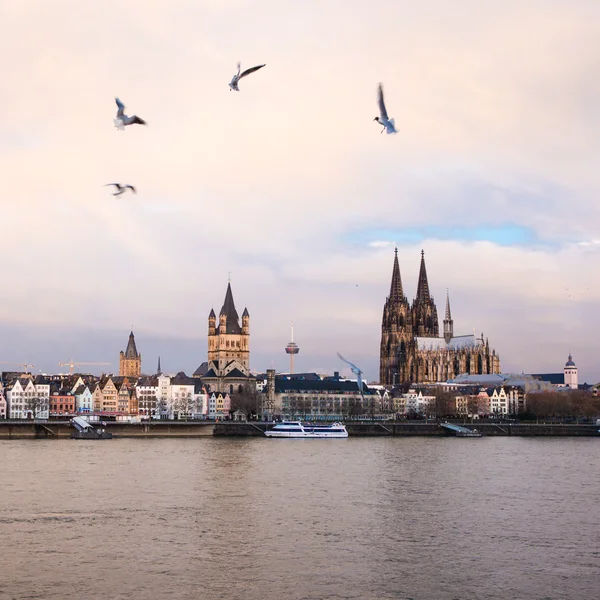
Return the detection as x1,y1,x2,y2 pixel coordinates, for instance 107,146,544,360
0,362,35,371
58,359,111,375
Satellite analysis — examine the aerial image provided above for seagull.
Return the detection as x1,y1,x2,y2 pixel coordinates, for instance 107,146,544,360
337,352,366,402
374,83,397,134
104,183,137,197
114,98,147,130
229,62,266,91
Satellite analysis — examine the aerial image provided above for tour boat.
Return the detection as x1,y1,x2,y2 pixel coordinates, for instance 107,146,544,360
264,421,348,438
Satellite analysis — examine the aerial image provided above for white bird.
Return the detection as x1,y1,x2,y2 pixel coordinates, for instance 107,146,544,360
105,183,137,197
229,62,266,91
114,98,147,130
374,83,397,134
337,352,366,402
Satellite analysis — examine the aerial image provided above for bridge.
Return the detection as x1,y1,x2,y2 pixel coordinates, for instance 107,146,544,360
440,422,482,437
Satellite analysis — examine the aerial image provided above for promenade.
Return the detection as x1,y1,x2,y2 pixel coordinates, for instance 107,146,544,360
0,420,599,439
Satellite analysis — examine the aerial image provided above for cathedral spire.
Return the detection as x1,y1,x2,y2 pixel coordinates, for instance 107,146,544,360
415,249,431,302
389,247,404,300
157,356,162,375
443,289,453,343
445,289,452,321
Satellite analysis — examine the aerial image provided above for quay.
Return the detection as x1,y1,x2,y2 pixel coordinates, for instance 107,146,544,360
0,420,599,439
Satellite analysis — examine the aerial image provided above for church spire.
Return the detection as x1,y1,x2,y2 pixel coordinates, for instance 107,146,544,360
443,289,453,343
415,249,431,302
445,289,452,321
125,331,139,359
157,356,162,375
389,247,404,301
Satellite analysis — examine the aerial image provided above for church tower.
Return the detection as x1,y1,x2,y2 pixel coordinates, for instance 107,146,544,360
207,282,250,372
119,331,142,377
564,353,578,389
411,250,439,337
380,248,413,385
443,290,454,343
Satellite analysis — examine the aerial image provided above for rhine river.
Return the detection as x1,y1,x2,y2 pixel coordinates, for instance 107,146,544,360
1,437,598,600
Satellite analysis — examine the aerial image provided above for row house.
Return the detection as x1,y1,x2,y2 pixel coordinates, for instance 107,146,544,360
394,390,436,415
489,387,524,416
5,377,50,419
49,390,75,416
0,383,6,418
137,376,159,417
73,385,94,413
208,391,230,418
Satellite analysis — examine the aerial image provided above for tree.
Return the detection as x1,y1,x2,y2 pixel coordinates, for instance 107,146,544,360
24,396,48,420
172,392,195,421
229,383,260,420
431,390,455,419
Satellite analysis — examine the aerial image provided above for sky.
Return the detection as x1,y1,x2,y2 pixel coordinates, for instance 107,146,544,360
1,0,599,383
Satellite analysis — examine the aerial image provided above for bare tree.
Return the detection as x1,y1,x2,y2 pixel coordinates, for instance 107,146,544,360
431,390,455,419
229,383,260,420
24,396,48,420
172,392,195,421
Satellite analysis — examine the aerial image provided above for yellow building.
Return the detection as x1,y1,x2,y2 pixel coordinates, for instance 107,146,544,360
119,331,142,378
194,282,253,394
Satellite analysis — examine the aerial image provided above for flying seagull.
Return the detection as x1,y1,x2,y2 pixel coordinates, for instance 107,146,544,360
229,62,266,91
374,83,397,135
337,352,366,402
114,98,147,130
105,183,137,197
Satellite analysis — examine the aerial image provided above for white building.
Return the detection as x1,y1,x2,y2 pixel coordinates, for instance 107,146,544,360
400,390,435,416
564,354,578,389
74,385,94,413
7,378,49,419
136,376,159,418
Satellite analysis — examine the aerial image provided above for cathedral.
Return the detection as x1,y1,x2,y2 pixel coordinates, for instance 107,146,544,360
379,249,500,385
193,282,253,393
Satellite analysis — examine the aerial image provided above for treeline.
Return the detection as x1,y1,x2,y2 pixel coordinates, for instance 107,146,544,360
522,390,600,421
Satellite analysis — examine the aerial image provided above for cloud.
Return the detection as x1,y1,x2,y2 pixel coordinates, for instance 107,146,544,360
0,0,599,383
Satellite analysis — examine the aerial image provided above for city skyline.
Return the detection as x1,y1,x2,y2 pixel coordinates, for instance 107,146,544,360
1,1,599,383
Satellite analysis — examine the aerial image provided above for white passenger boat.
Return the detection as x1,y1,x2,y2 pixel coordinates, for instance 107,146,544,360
264,421,348,438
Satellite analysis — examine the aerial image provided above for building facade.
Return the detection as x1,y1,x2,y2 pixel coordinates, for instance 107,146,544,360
119,331,142,378
380,249,501,385
564,353,578,388
194,282,254,394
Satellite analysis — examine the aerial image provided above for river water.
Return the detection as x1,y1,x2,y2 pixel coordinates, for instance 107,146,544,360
0,437,598,600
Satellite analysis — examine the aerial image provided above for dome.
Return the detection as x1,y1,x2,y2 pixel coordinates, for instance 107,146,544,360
565,353,576,367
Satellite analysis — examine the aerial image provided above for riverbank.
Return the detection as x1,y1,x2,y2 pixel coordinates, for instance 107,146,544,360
0,420,598,439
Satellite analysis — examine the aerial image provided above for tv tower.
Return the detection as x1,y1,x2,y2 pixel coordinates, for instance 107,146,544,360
285,323,300,374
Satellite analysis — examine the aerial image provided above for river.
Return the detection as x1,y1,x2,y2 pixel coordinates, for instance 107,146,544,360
0,437,598,599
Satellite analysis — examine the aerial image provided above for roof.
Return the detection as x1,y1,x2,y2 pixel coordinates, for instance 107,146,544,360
171,372,195,386
415,334,478,351
223,368,249,379
565,353,576,367
274,377,375,395
124,331,139,359
193,362,209,377
531,373,564,385
218,283,242,334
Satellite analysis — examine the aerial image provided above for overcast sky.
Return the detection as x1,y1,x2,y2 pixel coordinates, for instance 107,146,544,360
1,0,599,383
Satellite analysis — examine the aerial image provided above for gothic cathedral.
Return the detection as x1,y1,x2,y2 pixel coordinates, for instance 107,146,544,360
380,249,500,384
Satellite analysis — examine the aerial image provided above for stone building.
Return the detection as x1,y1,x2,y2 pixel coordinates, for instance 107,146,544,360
194,282,253,394
119,331,142,377
379,249,501,385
